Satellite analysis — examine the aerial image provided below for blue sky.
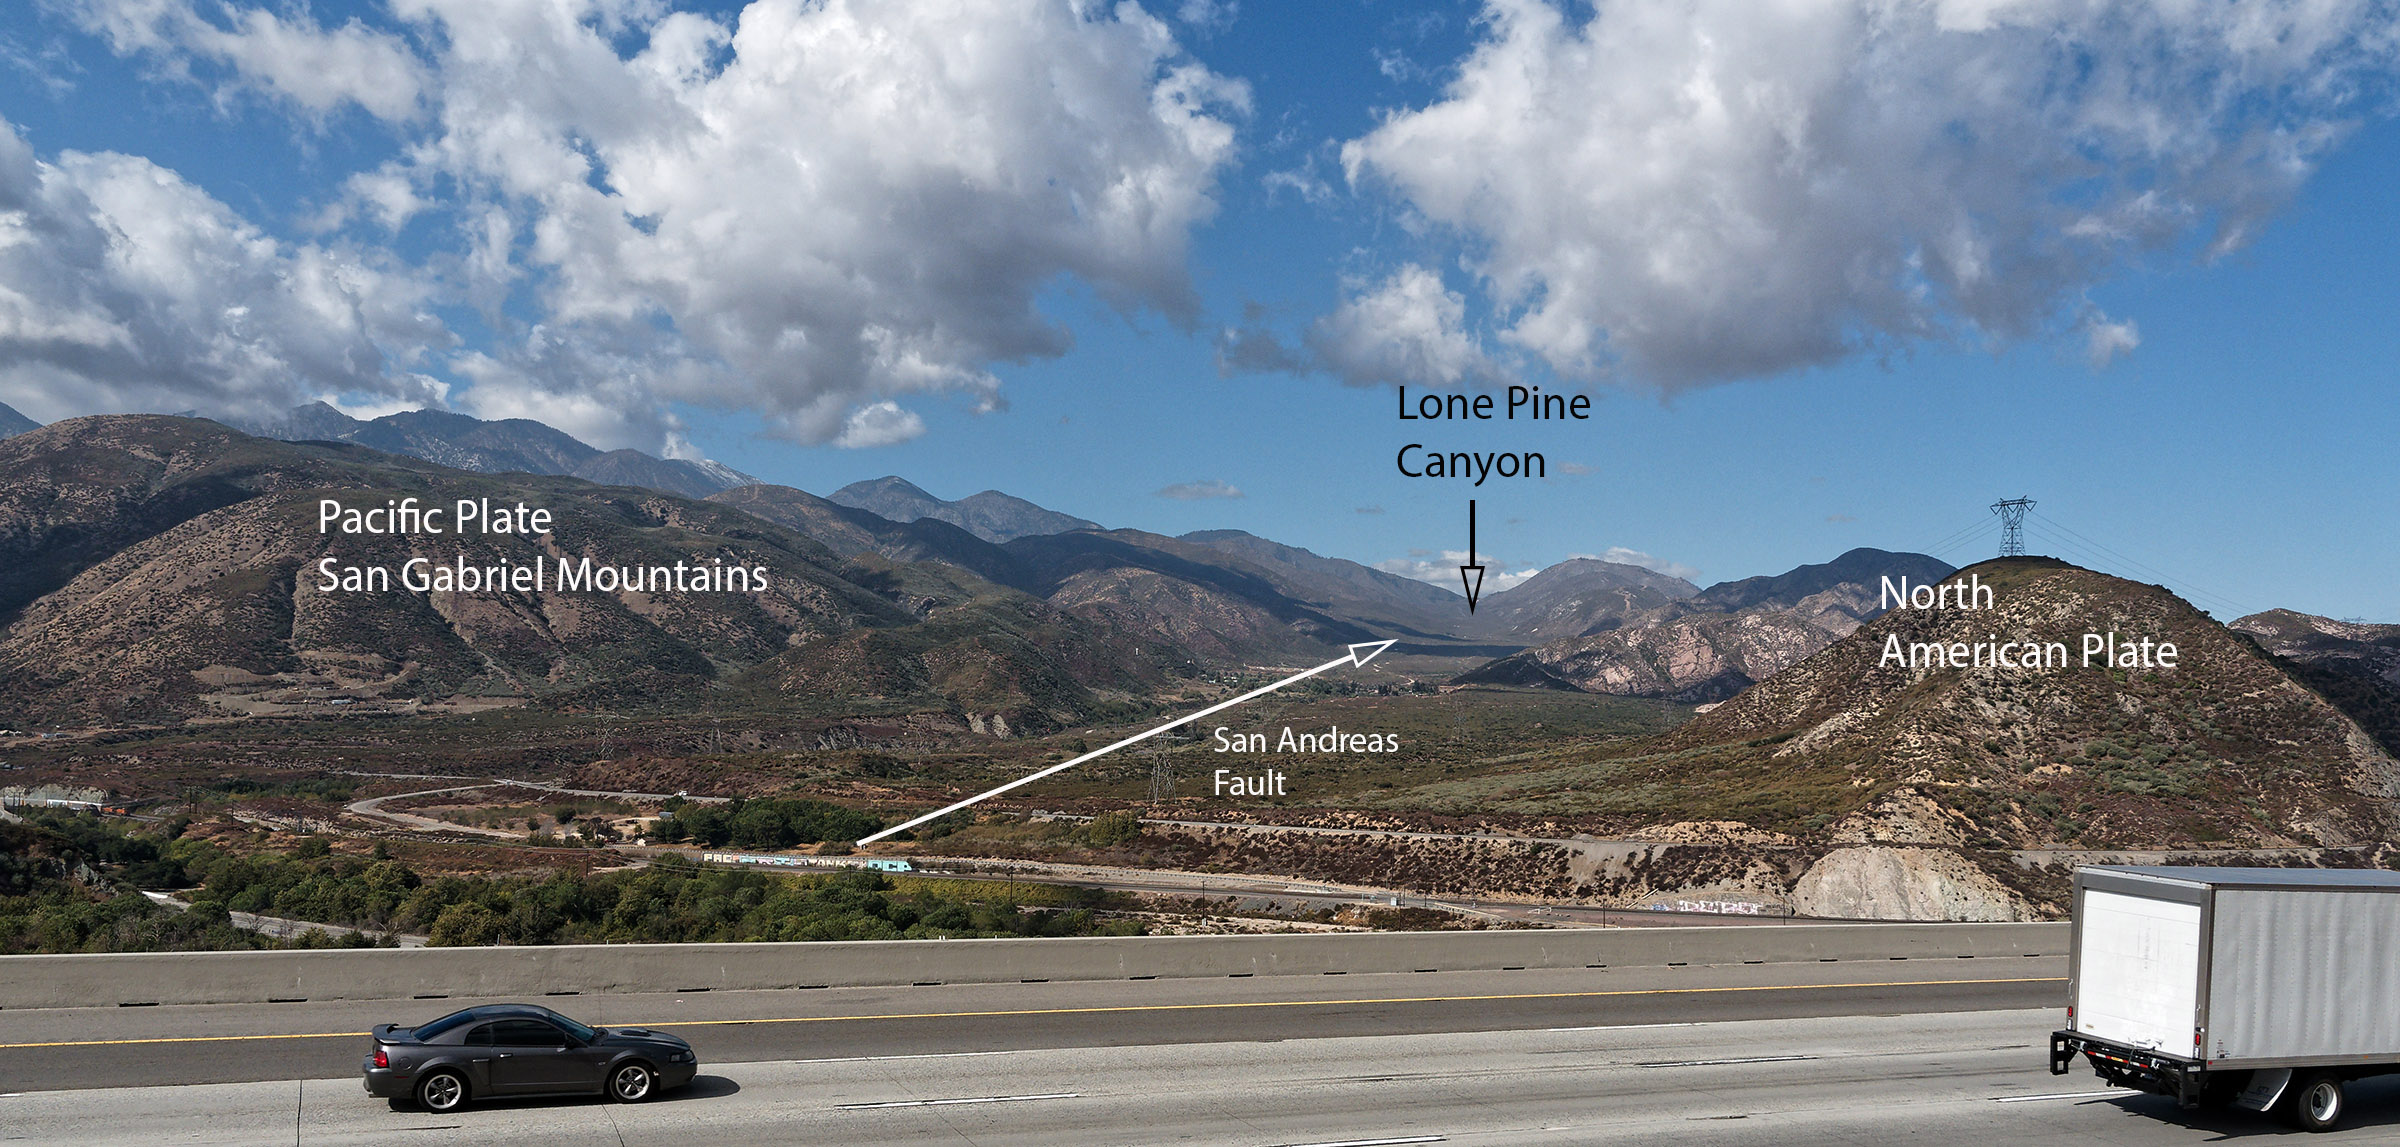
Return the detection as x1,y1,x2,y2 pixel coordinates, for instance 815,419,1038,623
1,0,2394,621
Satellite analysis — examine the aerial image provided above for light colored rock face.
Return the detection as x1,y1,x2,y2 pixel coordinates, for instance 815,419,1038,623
1790,846,2032,921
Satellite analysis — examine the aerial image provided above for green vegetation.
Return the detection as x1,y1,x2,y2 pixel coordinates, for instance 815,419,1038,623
650,797,883,848
0,814,341,954
3,812,1138,949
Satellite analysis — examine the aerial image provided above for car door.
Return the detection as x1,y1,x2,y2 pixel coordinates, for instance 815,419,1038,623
485,1019,591,1094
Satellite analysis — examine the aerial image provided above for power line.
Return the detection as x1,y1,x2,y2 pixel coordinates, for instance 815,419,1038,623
2028,512,2258,615
2020,516,2257,618
1920,516,1995,557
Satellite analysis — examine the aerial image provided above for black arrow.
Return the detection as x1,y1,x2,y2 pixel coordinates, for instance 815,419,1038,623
1459,499,1486,613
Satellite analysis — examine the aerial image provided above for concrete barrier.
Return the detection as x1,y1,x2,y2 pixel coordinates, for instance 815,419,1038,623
0,922,2065,1009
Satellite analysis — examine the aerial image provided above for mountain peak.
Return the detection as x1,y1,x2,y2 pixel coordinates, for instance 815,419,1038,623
0,401,41,439
831,477,1098,543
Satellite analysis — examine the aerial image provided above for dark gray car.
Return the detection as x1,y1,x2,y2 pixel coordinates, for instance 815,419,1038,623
361,1003,698,1112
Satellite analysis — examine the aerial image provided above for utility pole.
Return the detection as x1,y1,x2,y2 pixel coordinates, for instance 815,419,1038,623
1991,497,2035,557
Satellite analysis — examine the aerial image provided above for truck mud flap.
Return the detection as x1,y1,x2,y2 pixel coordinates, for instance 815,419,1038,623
2235,1068,2290,1113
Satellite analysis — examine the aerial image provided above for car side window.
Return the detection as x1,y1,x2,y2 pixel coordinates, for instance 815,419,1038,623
464,1024,496,1047
492,1019,565,1046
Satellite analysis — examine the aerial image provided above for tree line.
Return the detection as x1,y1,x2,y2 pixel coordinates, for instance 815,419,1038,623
1,810,1138,952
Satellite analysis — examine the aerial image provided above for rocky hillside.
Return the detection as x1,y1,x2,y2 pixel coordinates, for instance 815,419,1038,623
1465,558,1698,642
0,417,1187,732
2235,608,2400,757
1454,548,1953,700
2236,609,2400,687
1644,558,2400,848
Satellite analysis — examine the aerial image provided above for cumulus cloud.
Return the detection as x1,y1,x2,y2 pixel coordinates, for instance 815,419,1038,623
0,117,445,424
833,401,928,450
1306,264,1502,387
52,0,1247,449
74,0,427,121
1569,547,1702,583
1341,0,2400,387
1377,550,1540,594
1156,478,1243,500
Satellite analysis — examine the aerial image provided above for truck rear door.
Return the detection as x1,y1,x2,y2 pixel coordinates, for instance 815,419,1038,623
2076,888,2201,1056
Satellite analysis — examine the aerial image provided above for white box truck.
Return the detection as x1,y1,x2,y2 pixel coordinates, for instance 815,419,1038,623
2050,865,2400,1131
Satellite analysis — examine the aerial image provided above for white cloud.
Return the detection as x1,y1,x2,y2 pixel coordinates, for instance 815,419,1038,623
1377,549,1539,594
1306,264,1502,387
50,0,1247,450
0,118,446,424
833,401,927,449
1155,478,1243,499
1176,0,1238,33
2081,314,2141,368
1569,547,1702,583
75,0,427,121
400,0,1245,445
1342,0,2400,387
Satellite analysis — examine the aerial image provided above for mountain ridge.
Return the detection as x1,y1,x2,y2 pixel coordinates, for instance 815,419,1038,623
231,402,760,499
829,476,1102,544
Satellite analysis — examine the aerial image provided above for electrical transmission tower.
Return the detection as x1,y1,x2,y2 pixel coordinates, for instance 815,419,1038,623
1990,497,2035,557
1148,756,1173,804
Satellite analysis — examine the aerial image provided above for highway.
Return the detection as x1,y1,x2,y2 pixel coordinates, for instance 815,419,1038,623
15,956,2357,1144
12,952,2393,1143
11,980,2397,1144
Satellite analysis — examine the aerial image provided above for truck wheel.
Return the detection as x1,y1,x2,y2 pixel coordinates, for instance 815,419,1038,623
2286,1072,2344,1132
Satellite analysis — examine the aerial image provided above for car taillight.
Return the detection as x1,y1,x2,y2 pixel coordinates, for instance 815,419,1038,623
374,1048,389,1069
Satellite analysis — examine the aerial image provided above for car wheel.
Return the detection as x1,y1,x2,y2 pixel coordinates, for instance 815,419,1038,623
2286,1072,2344,1132
609,1062,656,1103
416,1070,468,1114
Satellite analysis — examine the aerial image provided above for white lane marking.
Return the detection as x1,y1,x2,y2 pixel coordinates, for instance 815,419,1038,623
1547,1022,1703,1033
791,1050,1025,1065
1992,1090,2122,1103
1638,1055,1815,1068
1269,1138,1446,1147
836,1092,1079,1110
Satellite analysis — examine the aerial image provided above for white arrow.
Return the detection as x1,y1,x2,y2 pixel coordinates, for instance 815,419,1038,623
858,640,1398,845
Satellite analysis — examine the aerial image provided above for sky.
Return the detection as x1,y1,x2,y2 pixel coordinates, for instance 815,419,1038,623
0,0,2395,621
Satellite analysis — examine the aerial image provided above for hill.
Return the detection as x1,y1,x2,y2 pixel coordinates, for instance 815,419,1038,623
1465,558,1698,642
1454,548,1953,700
0,402,38,438
2234,608,2400,758
1638,559,2399,847
829,476,1100,543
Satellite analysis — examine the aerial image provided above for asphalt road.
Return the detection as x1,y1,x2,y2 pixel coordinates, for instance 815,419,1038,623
10,1003,2396,1146
0,957,2065,1092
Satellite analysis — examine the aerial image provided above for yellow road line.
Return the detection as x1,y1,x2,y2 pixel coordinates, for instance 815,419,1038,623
0,975,2063,1050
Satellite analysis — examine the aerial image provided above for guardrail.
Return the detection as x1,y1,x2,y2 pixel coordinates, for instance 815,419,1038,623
0,922,2065,1009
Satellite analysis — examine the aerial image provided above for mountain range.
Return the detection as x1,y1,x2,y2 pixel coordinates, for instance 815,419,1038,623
830,476,1101,543
1457,548,1959,701
0,416,1182,734
0,402,37,439
230,402,759,499
0,408,2011,727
